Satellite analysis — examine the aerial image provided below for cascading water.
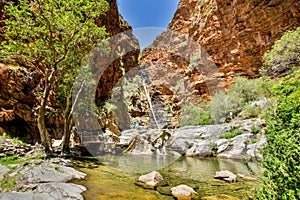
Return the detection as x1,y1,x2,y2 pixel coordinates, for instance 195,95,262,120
140,71,160,130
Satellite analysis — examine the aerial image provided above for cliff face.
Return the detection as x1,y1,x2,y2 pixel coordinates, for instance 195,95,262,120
170,0,300,79
0,1,139,141
140,0,300,127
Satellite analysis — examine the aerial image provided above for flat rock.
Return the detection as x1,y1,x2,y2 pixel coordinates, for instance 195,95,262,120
17,163,86,184
171,184,197,200
0,192,53,200
214,170,237,183
32,182,86,200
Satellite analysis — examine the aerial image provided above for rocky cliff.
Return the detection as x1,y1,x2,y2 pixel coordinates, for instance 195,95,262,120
0,1,139,141
139,0,300,127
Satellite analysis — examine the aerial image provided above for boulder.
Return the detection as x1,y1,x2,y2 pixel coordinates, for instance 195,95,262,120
217,133,252,160
136,171,164,189
171,184,198,200
214,170,237,183
186,140,212,157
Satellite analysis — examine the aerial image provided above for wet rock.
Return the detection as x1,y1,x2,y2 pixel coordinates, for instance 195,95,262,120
214,170,237,183
131,139,153,155
136,171,164,189
156,186,173,196
171,184,198,200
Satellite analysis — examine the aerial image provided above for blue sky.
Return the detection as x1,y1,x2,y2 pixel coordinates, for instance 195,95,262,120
118,0,180,48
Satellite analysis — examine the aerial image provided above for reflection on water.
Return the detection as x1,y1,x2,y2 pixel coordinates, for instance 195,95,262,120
95,154,179,173
73,155,262,200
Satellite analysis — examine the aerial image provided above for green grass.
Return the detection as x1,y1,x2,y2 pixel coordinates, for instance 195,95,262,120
1,175,17,192
0,155,21,166
251,139,258,144
250,126,261,134
219,129,244,139
0,135,27,145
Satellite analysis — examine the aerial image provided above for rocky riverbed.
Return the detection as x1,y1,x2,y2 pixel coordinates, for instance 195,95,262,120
117,118,266,161
0,156,86,200
0,137,87,200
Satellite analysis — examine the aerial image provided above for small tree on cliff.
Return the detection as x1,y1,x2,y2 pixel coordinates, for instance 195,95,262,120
0,0,109,153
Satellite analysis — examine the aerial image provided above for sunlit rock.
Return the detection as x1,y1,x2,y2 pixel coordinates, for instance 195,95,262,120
136,171,164,189
214,170,237,183
171,184,198,200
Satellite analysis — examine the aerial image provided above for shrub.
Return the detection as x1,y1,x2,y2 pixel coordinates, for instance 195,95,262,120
250,125,261,135
261,27,300,77
256,71,300,199
239,106,261,119
219,128,244,139
210,77,273,123
179,105,211,126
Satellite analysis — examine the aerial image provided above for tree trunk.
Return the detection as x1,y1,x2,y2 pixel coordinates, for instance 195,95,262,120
61,113,73,153
61,82,84,153
37,84,52,153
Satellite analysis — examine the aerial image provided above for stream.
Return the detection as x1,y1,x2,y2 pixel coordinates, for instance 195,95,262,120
72,155,262,200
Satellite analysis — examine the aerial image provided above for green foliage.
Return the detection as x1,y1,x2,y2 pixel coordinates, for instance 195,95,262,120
250,125,261,135
261,27,300,77
179,105,211,126
0,0,109,113
0,135,26,145
0,155,20,165
250,139,257,144
210,77,273,123
256,71,300,200
238,106,261,119
1,174,17,192
219,128,243,139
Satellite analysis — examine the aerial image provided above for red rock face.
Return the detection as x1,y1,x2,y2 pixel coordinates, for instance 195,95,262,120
139,0,300,127
170,0,300,85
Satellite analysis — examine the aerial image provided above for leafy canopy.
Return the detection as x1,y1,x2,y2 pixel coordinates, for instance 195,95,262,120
1,0,109,72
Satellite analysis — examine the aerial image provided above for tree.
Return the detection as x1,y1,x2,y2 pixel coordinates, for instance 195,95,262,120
0,0,109,153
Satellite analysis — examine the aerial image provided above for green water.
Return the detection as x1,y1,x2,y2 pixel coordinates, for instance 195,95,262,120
72,155,262,200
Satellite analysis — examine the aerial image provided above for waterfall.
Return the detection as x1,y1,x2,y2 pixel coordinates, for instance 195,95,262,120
140,73,160,130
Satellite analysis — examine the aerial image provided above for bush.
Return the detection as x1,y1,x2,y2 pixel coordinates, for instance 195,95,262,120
210,77,273,123
256,71,300,199
250,125,261,135
261,27,300,77
179,105,211,126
